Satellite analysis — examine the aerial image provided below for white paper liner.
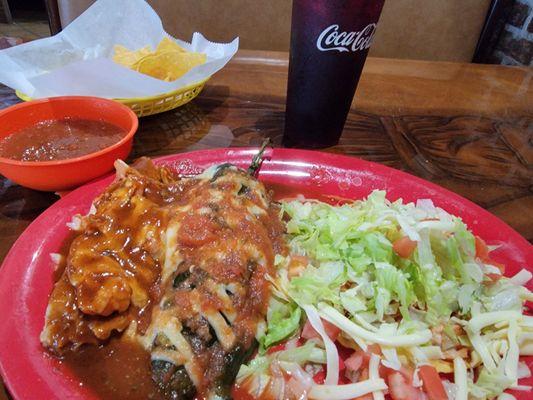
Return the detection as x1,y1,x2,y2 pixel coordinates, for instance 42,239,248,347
0,0,239,99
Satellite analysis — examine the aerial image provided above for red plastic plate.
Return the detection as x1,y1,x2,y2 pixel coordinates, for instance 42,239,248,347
0,148,531,399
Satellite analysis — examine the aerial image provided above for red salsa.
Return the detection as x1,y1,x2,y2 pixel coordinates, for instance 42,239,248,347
0,117,127,161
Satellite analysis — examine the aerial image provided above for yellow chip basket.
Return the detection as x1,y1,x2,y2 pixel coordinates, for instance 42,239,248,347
15,77,209,118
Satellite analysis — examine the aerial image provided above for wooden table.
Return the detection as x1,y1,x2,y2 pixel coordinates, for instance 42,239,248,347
0,50,532,397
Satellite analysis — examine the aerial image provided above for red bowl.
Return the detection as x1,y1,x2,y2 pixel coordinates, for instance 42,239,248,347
0,96,138,191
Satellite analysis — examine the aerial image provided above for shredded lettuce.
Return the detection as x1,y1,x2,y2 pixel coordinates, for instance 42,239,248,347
261,297,302,349
374,262,415,318
469,368,514,400
237,341,326,382
289,261,346,306
281,190,486,324
238,190,531,400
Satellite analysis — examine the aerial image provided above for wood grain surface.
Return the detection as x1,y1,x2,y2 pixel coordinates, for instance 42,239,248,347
0,51,532,398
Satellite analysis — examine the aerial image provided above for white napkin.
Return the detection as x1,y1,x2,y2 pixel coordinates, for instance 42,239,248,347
0,0,239,99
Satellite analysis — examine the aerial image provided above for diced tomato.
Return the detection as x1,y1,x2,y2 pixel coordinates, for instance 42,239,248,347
419,365,448,400
360,343,382,364
393,236,417,258
367,343,382,356
376,364,414,385
344,352,364,372
313,370,326,384
399,366,416,383
231,384,255,400
313,349,347,384
475,236,490,261
338,374,351,385
322,319,341,340
288,255,308,278
177,213,218,246
486,273,502,282
336,342,353,361
301,319,340,341
338,356,346,372
289,255,309,265
266,343,286,354
388,371,424,400
301,320,319,340
476,236,505,276
357,344,392,377
475,236,506,275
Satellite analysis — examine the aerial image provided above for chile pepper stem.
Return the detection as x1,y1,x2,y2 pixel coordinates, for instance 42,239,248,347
247,139,271,176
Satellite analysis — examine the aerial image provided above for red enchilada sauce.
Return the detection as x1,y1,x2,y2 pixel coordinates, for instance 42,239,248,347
0,117,127,161
63,337,165,400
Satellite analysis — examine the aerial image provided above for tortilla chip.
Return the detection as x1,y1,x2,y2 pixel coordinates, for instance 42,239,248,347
112,38,206,81
134,51,206,81
113,44,152,68
155,37,187,54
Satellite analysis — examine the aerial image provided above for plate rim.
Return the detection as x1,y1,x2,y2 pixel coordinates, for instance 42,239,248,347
0,147,531,399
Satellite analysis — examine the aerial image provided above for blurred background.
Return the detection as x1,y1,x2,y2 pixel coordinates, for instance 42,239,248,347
0,0,532,66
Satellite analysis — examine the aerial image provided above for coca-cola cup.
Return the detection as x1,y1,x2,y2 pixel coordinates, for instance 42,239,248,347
283,0,385,148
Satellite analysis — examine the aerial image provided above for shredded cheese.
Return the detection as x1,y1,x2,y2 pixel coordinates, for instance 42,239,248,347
309,379,387,400
302,304,339,386
381,347,401,371
509,269,532,286
369,354,385,400
505,319,519,383
497,393,516,400
319,304,432,347
453,357,468,400
468,311,522,333
467,330,497,371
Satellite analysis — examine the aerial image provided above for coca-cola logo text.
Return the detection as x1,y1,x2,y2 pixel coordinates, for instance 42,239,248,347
316,23,377,53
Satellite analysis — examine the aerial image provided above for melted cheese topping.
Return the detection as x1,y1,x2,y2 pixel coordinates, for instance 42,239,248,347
144,165,286,395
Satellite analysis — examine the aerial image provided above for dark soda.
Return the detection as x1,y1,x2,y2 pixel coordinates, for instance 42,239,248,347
283,0,385,148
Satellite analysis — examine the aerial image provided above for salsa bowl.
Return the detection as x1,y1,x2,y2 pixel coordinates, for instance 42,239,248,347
0,96,138,191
